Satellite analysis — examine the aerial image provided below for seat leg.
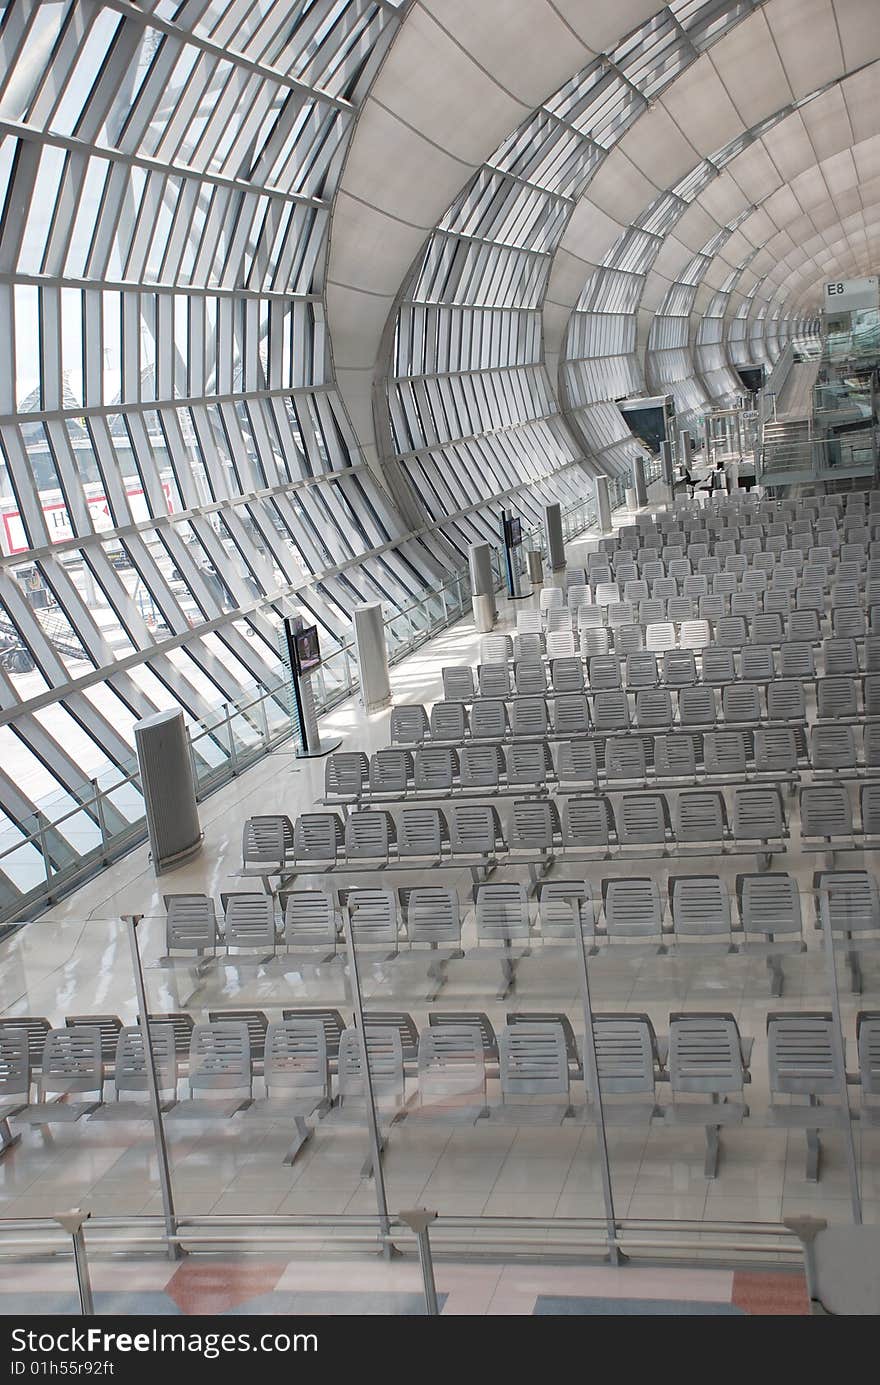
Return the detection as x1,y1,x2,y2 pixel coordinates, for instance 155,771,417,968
0,1117,20,1157
766,953,785,997
283,1114,312,1165
805,1127,821,1182
847,948,863,995
496,957,517,1001
704,1124,721,1179
425,957,449,1001
361,1132,385,1180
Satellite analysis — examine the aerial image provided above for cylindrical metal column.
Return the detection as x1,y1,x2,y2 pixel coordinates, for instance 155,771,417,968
55,1211,96,1314
543,502,566,571
678,430,693,471
527,549,544,585
468,542,496,632
660,439,674,485
352,602,392,712
632,457,648,507
134,709,202,876
594,475,612,535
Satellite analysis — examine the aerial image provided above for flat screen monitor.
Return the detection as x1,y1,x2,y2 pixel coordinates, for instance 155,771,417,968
294,624,321,674
504,515,522,548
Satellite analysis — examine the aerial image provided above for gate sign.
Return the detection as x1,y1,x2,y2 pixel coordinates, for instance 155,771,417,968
823,276,879,312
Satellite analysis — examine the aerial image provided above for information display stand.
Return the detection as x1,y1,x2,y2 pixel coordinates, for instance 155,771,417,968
502,511,530,601
283,617,341,759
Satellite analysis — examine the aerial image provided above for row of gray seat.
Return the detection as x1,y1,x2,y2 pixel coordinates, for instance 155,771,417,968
325,726,878,807
388,680,876,746
2,1011,876,1181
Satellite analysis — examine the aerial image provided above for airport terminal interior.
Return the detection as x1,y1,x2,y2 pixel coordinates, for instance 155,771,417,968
0,0,879,1316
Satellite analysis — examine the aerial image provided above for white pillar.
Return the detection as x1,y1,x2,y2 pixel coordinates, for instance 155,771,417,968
352,602,391,712
543,502,566,571
594,476,612,535
468,541,496,632
632,457,648,507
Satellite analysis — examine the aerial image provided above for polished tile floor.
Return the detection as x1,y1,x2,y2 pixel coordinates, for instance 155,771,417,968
0,1255,809,1315
0,504,876,1247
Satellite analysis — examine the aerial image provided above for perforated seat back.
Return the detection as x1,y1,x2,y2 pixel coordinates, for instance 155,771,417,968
414,747,456,793
337,1027,404,1108
165,895,217,952
281,891,338,949
344,810,394,861
552,693,590,735
325,752,369,797
767,1013,838,1096
672,876,730,936
739,872,802,937
459,743,503,787
498,1024,570,1101
478,663,511,698
398,808,447,858
800,785,853,839
390,705,430,744
347,889,398,947
676,791,725,842
188,1023,251,1097
113,1025,176,1099
734,786,784,841
563,796,612,849
264,1020,329,1100
618,793,669,844
242,815,294,868
442,666,475,701
406,887,461,946
510,696,549,737
669,1014,744,1093
370,749,411,794
222,893,276,951
475,883,530,943
470,698,507,739
604,878,663,940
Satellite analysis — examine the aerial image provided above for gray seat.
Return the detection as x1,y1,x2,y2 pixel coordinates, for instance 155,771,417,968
766,678,805,722
662,650,697,687
539,879,596,945
164,894,218,959
603,877,664,946
88,1025,178,1122
716,616,746,649
370,749,412,796
618,792,671,850
675,791,726,849
740,645,774,683
824,638,859,676
780,641,816,679
390,705,430,745
555,739,598,788
550,656,585,693
733,785,785,853
605,735,647,783
510,696,549,738
294,812,346,868
442,666,476,701
414,746,457,794
670,876,732,947
344,810,395,866
221,893,277,960
459,742,503,789
242,814,295,880
626,651,658,688
346,889,399,956
767,1013,845,1181
410,1026,487,1124
721,682,762,725
817,676,859,721
552,693,590,736
678,685,717,727
470,698,508,740
11,1028,105,1126
701,646,736,686
281,891,340,960
506,740,552,789
514,660,548,696
325,752,370,800
800,785,853,843
635,688,673,729
588,655,622,691
811,724,858,773
588,1016,659,1125
581,626,610,659
667,1013,747,1176
563,796,613,855
494,1024,571,1124
753,726,799,776
703,730,746,778
430,700,467,741
334,1027,406,1138
654,733,696,780
168,1023,253,1119
592,690,630,732
478,663,511,698
738,872,805,994
398,807,449,861
241,1020,331,1162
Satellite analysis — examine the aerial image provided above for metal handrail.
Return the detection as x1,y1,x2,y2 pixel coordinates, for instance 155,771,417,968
0,495,601,926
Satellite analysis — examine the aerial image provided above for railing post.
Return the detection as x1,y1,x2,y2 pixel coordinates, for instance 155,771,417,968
124,914,181,1260
92,780,109,864
55,1210,95,1315
399,1209,440,1314
36,811,53,896
224,702,238,775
